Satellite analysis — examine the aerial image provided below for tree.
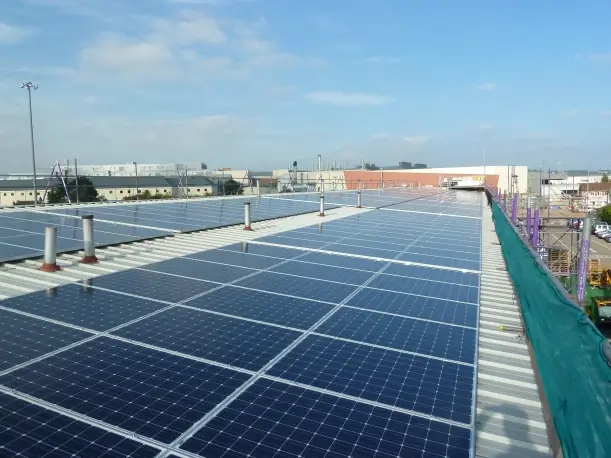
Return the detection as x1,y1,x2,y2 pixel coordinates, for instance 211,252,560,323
602,173,609,183
47,176,98,204
223,179,243,195
598,205,611,224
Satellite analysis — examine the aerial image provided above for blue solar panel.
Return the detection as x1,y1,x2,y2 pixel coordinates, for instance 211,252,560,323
221,242,304,259
143,257,258,283
297,251,387,271
187,249,284,269
0,393,161,457
383,263,480,287
366,274,479,304
345,288,478,327
317,307,477,363
267,335,474,423
270,261,375,285
0,309,92,371
0,284,167,331
0,211,171,263
398,253,480,271
0,337,250,444
180,379,472,458
235,271,358,303
257,234,329,249
183,286,334,329
111,307,301,371
91,269,218,303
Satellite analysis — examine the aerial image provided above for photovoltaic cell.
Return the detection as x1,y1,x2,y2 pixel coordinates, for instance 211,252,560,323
270,261,374,285
258,235,329,250
235,271,358,303
0,309,93,372
267,335,474,423
0,284,167,331
398,253,480,271
112,307,302,371
317,307,477,363
346,289,478,327
180,378,471,458
221,243,304,259
0,337,250,444
366,274,479,304
383,264,480,287
0,393,160,458
91,269,219,303
186,249,284,269
183,286,334,329
297,251,387,272
143,257,257,284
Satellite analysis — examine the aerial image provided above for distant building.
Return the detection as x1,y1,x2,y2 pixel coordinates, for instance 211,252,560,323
579,182,611,210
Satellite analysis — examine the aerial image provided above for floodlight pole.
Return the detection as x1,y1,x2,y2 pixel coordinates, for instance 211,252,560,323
133,161,139,201
21,82,39,206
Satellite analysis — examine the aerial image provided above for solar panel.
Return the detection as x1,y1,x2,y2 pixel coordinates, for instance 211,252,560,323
0,211,171,263
0,309,92,372
234,271,359,303
316,307,477,363
0,284,167,331
0,393,160,458
183,286,334,329
180,379,472,458
0,189,482,457
90,269,219,303
0,338,250,444
143,257,258,283
267,334,474,423
111,307,301,371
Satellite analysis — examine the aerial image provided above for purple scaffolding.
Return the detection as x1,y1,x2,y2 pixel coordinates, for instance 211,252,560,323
511,193,518,225
576,217,592,303
532,208,539,247
526,206,532,239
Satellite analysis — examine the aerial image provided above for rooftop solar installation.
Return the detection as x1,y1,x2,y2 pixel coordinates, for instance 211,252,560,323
0,189,482,458
0,210,171,263
42,195,338,233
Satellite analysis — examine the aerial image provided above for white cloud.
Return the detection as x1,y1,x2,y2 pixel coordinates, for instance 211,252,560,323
564,108,582,117
403,136,430,146
305,91,390,106
476,82,497,91
0,23,34,45
372,132,391,139
150,14,226,44
366,56,402,64
602,111,611,117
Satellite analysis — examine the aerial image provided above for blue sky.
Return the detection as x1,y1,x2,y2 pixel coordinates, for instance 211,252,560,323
1,0,611,172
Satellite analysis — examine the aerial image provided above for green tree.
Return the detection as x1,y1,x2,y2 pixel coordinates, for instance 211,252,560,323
223,179,243,195
601,173,609,183
598,205,611,224
47,176,99,203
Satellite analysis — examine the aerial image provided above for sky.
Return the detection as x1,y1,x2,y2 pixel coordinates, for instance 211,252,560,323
1,0,611,173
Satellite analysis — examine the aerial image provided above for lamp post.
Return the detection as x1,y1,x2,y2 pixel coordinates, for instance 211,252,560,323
21,82,39,206
133,161,139,201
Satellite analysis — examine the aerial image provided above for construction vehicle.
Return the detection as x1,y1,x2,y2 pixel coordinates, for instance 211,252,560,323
585,265,611,325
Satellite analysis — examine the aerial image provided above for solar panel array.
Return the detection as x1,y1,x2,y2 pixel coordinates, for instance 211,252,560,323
43,196,337,232
266,188,443,209
0,211,171,263
0,190,482,458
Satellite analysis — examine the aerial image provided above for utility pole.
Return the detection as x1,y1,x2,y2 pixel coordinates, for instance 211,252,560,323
74,158,80,204
21,82,39,206
133,161,139,201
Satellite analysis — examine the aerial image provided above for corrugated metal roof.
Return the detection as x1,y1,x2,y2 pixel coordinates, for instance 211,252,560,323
476,200,552,458
0,205,367,300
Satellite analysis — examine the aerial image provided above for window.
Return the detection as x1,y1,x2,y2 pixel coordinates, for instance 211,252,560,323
2,193,6,196
197,188,201,192
28,192,32,196
109,190,113,194
20,192,24,196
163,189,167,193
120,190,124,194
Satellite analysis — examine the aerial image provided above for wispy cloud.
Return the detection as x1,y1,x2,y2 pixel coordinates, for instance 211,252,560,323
305,91,390,106
602,110,611,117
476,82,497,91
403,135,430,146
0,23,34,45
564,108,582,117
576,52,611,63
366,56,402,64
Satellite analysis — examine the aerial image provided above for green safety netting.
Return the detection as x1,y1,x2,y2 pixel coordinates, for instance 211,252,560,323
490,200,611,458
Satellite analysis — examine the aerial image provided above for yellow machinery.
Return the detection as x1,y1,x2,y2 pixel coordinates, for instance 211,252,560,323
588,259,603,286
